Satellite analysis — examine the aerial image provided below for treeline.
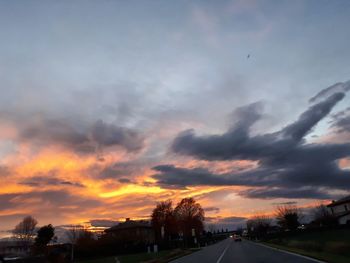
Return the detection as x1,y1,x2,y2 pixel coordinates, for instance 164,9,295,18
246,204,339,240
6,198,209,262
151,198,205,248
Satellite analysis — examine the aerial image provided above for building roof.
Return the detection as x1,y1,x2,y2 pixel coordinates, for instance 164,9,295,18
327,195,350,207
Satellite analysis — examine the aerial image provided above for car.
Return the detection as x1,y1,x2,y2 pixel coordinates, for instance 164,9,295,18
233,234,242,242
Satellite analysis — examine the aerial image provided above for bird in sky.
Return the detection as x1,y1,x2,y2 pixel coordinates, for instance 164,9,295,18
247,54,250,59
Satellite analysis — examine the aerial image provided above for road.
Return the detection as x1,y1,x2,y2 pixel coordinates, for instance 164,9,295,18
171,238,323,263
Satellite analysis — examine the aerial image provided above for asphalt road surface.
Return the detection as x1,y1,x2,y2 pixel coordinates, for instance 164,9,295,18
171,238,323,263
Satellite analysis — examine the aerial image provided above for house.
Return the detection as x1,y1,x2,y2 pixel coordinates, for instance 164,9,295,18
0,239,30,257
327,195,350,225
105,218,155,245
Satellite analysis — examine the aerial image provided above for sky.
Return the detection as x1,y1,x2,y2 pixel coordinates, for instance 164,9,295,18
1,0,350,235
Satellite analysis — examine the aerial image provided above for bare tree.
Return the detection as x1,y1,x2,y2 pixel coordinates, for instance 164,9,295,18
65,225,84,261
313,204,338,227
275,205,300,231
151,200,176,243
246,215,272,239
207,224,216,233
174,198,204,243
13,216,38,247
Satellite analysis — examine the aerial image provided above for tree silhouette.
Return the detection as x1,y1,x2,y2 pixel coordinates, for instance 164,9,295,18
246,215,271,239
76,230,96,258
207,224,216,233
275,205,300,231
312,204,338,227
34,224,55,254
174,198,204,242
13,216,38,248
66,225,84,261
151,200,176,243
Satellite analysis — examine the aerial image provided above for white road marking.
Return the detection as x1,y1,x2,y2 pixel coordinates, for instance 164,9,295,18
216,239,231,263
248,241,326,263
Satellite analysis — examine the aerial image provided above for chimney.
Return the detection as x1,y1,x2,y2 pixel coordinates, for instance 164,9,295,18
125,218,130,222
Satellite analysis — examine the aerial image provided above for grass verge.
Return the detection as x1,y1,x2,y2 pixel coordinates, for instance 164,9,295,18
262,241,350,263
260,228,350,263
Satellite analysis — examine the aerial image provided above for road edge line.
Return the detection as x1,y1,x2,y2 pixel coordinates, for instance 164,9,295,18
247,240,326,263
216,239,231,263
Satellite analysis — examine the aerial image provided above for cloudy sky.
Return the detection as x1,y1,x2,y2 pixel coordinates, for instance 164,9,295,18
1,0,350,234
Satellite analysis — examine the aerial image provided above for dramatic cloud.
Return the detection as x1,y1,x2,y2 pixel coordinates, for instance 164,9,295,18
91,120,144,152
309,80,350,103
88,219,119,228
204,206,220,213
0,190,102,214
118,178,132,184
98,162,141,179
1,0,350,236
240,187,335,200
20,175,85,188
0,190,104,233
153,82,350,199
331,107,350,133
19,117,89,148
271,201,297,206
172,92,346,161
4,114,145,154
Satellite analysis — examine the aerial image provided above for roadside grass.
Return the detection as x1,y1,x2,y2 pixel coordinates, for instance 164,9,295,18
263,228,350,263
262,242,350,263
78,248,197,263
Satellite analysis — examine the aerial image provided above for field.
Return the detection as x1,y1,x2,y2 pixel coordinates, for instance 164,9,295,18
264,228,350,263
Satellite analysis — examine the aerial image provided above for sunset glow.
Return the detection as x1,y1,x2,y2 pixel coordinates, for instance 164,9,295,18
1,1,350,239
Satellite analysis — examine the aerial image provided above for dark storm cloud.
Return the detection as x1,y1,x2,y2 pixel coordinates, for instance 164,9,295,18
89,219,119,228
153,165,235,187
91,120,144,152
153,83,350,199
271,201,297,205
280,93,345,141
0,190,102,212
240,187,334,200
204,207,220,213
0,193,18,210
172,92,345,161
11,115,144,154
98,162,142,180
309,81,350,103
20,175,85,188
172,102,264,161
118,178,132,184
153,162,350,196
19,118,89,147
331,107,350,133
